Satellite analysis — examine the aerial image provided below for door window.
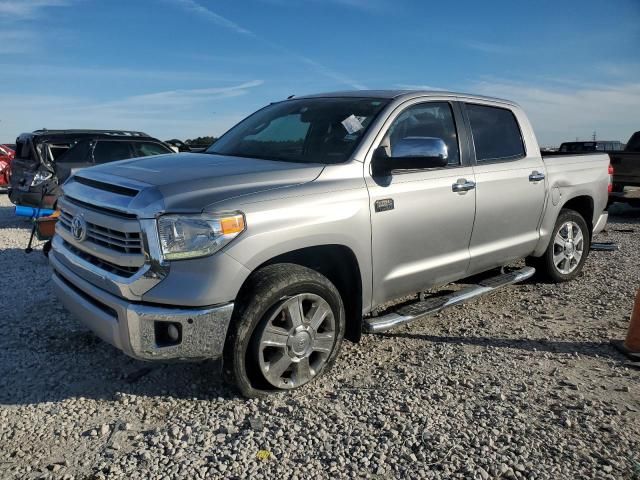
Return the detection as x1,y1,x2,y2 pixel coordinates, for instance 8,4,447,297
386,102,460,166
56,140,91,164
466,104,525,162
133,142,172,157
93,141,133,164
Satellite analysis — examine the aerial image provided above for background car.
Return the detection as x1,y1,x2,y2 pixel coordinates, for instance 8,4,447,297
8,129,174,208
558,140,625,153
0,144,15,188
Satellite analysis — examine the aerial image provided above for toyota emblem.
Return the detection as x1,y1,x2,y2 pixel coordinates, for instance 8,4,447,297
70,215,88,242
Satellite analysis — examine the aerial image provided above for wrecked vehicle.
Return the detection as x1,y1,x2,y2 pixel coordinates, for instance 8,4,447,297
0,144,15,187
8,130,173,209
50,90,611,397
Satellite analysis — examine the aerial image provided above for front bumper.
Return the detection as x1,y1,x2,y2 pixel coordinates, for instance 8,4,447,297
593,211,608,235
51,253,234,361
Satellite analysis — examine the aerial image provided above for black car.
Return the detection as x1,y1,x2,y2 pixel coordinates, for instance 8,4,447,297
558,140,625,153
8,129,174,208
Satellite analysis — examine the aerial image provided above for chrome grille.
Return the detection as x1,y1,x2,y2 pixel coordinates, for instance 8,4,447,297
59,210,143,255
61,240,138,278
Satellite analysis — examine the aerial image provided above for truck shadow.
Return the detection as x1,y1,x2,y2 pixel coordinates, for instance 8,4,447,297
0,246,241,406
379,331,626,360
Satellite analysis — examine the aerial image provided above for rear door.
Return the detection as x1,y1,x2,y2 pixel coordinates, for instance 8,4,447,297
367,100,477,305
462,102,546,274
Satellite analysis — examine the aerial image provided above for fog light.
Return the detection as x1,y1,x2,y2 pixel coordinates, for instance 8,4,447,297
154,321,182,347
167,324,180,342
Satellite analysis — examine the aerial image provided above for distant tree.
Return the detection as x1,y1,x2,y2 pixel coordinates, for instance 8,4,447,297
185,136,217,146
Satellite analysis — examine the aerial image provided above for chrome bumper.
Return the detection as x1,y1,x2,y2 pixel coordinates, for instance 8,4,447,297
593,212,608,235
51,253,234,361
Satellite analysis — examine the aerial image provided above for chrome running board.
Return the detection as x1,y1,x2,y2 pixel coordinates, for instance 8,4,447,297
364,266,535,333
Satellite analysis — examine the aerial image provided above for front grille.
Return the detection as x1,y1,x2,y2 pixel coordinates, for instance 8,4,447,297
59,210,142,255
62,240,138,278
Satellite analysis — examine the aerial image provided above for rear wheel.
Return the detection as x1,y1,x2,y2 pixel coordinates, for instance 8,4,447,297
223,264,345,397
527,209,590,282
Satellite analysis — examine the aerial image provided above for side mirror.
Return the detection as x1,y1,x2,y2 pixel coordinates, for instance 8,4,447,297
372,137,449,176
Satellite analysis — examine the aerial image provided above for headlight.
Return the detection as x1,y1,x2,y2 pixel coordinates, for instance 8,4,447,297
157,213,245,260
31,170,53,186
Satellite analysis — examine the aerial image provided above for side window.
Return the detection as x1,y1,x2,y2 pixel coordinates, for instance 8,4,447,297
133,142,172,157
466,104,525,162
92,141,133,164
57,140,91,163
386,102,460,166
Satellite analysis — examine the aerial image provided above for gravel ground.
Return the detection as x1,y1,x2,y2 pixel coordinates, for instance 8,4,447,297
0,193,639,480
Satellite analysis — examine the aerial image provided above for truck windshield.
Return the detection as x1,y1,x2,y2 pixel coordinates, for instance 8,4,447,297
206,97,389,164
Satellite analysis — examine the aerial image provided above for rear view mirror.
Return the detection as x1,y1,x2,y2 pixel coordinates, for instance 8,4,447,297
372,137,449,176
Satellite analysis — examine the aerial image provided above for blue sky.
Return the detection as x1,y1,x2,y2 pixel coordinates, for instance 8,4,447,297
0,0,638,146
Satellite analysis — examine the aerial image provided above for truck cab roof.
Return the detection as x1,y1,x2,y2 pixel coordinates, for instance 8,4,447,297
295,89,518,106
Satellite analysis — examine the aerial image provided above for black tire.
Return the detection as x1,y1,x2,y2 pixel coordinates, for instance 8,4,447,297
223,263,345,397
527,209,590,283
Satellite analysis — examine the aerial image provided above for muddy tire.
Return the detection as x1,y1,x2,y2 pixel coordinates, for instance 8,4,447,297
223,263,345,397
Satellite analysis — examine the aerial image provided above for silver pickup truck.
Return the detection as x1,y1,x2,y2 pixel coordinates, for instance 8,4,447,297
50,90,610,396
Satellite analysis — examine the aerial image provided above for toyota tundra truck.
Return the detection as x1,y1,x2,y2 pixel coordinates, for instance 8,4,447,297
49,90,610,397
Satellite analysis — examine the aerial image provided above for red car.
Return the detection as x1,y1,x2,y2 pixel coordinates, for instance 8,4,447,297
0,144,15,187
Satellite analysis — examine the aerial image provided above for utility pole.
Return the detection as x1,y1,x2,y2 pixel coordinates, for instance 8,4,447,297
592,131,597,141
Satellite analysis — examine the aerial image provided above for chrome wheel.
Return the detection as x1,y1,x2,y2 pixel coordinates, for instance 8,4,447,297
256,293,336,389
552,220,584,275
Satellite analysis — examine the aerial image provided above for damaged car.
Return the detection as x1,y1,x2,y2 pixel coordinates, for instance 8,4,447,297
8,129,174,209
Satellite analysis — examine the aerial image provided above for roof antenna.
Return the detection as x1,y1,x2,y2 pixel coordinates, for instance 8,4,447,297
287,94,295,99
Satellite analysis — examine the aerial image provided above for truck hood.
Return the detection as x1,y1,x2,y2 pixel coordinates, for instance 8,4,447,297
68,152,324,215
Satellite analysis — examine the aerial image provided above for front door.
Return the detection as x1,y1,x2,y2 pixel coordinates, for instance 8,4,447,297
462,102,547,274
366,100,477,306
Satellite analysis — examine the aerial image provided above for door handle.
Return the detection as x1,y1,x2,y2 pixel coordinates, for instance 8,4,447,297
452,179,476,193
529,171,545,182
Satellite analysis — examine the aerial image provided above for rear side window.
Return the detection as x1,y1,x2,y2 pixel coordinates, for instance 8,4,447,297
93,141,133,164
466,104,525,162
57,140,91,163
133,142,172,157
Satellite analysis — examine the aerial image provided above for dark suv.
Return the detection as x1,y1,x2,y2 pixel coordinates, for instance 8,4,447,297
9,130,173,208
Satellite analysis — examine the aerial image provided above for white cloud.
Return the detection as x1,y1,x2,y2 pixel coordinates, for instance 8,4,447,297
95,80,265,110
470,78,640,146
0,0,72,18
169,0,255,36
0,62,246,82
168,0,366,90
0,81,264,141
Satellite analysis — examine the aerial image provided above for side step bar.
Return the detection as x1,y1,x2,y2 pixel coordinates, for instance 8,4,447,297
364,266,535,333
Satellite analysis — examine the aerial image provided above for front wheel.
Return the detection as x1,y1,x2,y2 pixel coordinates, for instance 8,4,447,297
223,264,345,397
527,209,590,282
